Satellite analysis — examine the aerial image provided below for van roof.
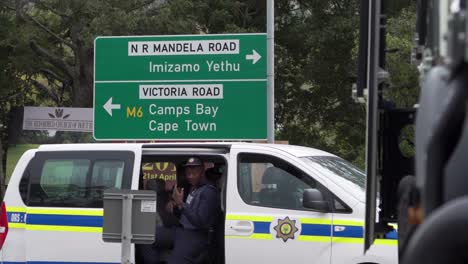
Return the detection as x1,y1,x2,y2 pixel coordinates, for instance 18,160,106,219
37,142,336,158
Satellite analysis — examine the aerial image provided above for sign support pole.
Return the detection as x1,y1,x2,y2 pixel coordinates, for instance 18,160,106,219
267,0,275,143
121,194,133,264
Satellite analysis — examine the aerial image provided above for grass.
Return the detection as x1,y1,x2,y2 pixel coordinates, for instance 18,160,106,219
6,144,39,184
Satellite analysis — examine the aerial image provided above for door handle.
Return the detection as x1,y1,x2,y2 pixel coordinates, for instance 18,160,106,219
230,221,254,233
334,226,346,232
232,225,253,231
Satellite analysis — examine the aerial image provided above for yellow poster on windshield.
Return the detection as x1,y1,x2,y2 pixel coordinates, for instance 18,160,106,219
142,162,177,191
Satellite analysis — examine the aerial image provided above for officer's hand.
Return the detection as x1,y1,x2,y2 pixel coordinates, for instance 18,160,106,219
173,185,184,206
166,200,174,213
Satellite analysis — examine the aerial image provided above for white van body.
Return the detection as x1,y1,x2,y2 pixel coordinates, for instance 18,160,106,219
0,143,397,264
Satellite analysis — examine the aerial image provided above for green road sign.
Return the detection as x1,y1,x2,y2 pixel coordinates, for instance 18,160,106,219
94,34,267,140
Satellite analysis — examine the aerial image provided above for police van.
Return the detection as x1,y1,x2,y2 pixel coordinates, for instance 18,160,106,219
0,142,397,264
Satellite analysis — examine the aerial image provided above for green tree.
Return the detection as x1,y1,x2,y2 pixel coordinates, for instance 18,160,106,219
385,5,419,109
5,0,268,108
9,0,196,107
0,0,419,172
275,0,366,165
0,4,30,194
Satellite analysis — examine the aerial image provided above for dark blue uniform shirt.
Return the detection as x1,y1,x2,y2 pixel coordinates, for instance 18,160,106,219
168,179,221,264
179,180,220,230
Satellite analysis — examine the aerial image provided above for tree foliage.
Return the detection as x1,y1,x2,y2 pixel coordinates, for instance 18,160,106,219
274,1,366,165
385,5,419,109
0,0,418,171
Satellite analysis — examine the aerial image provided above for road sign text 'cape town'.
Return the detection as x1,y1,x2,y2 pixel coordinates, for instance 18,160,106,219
94,34,267,140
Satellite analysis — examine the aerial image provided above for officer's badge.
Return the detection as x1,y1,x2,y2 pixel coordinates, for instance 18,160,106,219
274,216,298,242
186,194,193,204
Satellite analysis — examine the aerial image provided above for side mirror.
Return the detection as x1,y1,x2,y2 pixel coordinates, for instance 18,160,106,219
303,188,330,212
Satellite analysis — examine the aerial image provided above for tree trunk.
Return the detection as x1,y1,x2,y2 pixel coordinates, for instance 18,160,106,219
71,24,93,108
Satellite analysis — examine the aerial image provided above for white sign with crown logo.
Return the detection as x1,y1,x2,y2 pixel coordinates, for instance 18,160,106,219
23,106,93,132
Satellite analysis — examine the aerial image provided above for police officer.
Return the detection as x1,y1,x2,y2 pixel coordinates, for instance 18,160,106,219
168,157,221,264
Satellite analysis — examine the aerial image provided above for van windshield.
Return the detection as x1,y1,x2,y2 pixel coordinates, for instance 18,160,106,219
301,156,366,193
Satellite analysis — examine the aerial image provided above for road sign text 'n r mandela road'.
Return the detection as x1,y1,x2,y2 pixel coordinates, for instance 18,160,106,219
94,34,267,140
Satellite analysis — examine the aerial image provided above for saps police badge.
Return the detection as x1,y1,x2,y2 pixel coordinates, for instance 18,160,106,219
274,216,299,242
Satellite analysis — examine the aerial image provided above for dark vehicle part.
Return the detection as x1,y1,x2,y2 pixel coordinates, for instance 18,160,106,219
422,64,468,215
356,0,416,252
402,197,468,264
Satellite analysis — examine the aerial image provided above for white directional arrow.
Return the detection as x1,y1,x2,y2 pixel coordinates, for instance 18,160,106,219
103,97,121,117
245,49,262,64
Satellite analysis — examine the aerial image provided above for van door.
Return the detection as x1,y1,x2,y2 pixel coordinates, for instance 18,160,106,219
225,148,333,264
23,147,141,264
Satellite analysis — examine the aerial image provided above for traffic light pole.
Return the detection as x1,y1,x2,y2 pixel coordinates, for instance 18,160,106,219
364,0,381,252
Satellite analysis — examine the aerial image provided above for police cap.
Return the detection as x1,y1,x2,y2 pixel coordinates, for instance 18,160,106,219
182,157,203,167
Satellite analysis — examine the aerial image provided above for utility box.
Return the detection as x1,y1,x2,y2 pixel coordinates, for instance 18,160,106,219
103,189,157,264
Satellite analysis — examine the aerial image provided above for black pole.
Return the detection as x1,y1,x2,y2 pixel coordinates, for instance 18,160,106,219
356,0,370,98
379,0,386,69
364,0,381,253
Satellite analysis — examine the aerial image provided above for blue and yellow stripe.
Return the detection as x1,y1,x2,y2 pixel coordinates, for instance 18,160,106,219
6,207,398,245
7,207,103,233
226,214,398,245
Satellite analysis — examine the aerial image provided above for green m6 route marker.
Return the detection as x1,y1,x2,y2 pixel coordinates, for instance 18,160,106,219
94,34,267,140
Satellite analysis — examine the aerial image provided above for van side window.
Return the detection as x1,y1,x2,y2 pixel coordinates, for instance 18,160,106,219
333,196,352,213
28,151,134,208
238,153,320,211
91,161,125,189
37,159,91,203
